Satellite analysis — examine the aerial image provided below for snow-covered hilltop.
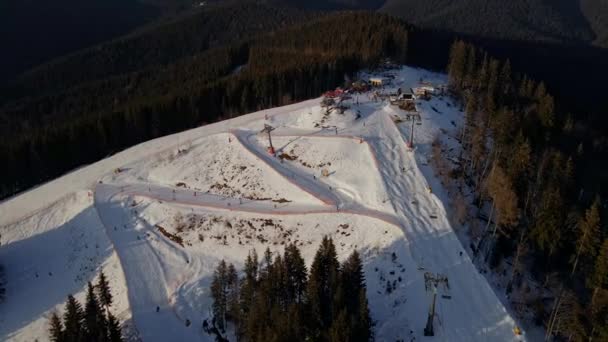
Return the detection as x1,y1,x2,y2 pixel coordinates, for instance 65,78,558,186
0,66,527,341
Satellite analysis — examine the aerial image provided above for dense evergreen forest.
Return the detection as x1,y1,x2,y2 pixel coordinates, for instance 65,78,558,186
445,40,608,341
0,0,160,82
208,237,372,341
47,271,123,342
0,8,408,199
379,0,608,48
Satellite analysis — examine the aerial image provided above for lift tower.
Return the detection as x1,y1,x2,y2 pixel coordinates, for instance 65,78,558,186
261,124,276,155
423,272,450,336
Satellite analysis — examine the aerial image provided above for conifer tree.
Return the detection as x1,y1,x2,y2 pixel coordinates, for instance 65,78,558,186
308,236,340,337
447,40,467,90
96,271,113,309
239,250,258,329
571,198,602,276
284,243,307,304
341,251,372,342
106,311,123,342
84,281,107,342
534,82,555,128
475,52,489,92
49,312,64,342
63,294,84,342
355,289,373,342
226,263,240,325
211,260,229,331
463,45,476,89
484,59,500,114
487,164,519,231
531,185,564,259
341,251,365,311
589,239,608,300
328,309,351,342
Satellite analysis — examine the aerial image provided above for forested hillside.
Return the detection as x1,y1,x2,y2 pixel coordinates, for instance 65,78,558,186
0,8,408,199
379,0,608,47
5,3,313,100
445,40,608,341
0,0,160,82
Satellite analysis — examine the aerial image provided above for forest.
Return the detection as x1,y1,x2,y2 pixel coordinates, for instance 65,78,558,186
445,40,608,341
207,237,372,342
0,8,408,199
47,271,123,342
379,0,608,48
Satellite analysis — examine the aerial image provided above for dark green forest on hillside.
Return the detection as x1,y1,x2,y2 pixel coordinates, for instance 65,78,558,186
0,9,409,199
445,40,608,341
379,0,608,47
0,0,160,82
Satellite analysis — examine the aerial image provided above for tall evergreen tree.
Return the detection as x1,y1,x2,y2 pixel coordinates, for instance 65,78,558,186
226,263,240,325
589,239,608,300
211,260,229,331
463,45,476,89
328,309,351,342
447,40,467,90
284,243,307,305
96,271,113,309
341,251,372,342
307,236,340,337
106,311,123,342
239,250,258,329
571,198,602,276
49,312,64,342
63,294,84,342
84,281,107,342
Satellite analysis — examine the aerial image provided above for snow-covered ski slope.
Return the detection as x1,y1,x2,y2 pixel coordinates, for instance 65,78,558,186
0,66,527,341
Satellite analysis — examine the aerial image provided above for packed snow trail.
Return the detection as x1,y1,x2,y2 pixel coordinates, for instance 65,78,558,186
0,99,321,227
94,185,198,341
368,108,518,340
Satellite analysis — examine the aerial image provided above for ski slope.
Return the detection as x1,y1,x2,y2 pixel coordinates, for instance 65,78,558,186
0,66,528,341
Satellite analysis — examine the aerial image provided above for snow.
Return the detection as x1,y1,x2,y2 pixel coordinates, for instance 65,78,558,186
0,66,528,341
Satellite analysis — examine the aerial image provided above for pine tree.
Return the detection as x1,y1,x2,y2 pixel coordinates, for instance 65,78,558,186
341,251,365,311
447,40,467,90
552,291,586,341
484,58,500,115
534,82,554,128
284,244,307,304
226,263,240,325
49,312,64,342
475,52,489,92
487,164,519,230
239,250,258,325
328,309,351,342
571,198,602,276
211,260,229,331
589,239,608,299
341,251,372,342
84,281,107,342
463,45,476,89
530,186,564,259
355,289,373,342
63,294,84,342
307,236,341,337
106,311,123,342
96,271,113,309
